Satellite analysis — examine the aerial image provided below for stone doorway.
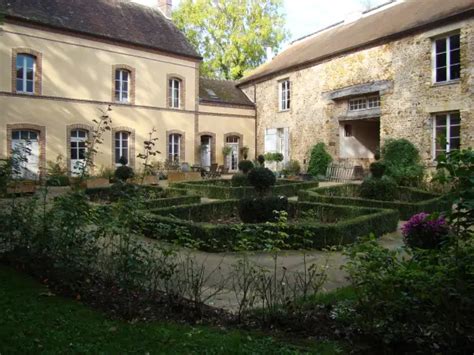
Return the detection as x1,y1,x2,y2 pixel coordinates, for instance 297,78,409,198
339,119,380,162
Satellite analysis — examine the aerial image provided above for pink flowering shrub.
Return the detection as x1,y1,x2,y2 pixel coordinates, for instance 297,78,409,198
402,212,450,249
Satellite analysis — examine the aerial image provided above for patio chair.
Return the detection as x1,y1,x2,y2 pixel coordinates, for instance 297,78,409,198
206,163,219,179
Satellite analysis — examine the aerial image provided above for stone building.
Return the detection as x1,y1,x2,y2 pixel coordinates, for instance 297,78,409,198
238,0,473,170
0,0,255,178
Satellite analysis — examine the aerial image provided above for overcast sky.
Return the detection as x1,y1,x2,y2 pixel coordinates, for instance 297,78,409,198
135,0,389,43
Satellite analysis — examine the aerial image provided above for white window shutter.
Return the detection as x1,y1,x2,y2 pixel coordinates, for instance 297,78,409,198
283,127,290,163
265,128,277,153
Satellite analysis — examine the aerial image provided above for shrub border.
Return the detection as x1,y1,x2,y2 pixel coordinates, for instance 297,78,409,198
171,179,319,199
138,200,399,252
299,184,451,220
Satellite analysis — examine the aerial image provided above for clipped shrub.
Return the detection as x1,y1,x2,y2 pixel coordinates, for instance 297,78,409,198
231,173,249,187
247,167,276,196
369,161,386,178
282,160,301,176
114,157,134,182
359,175,397,201
46,175,70,186
381,139,424,186
238,160,254,174
402,212,450,249
257,154,265,166
238,196,288,223
308,143,332,177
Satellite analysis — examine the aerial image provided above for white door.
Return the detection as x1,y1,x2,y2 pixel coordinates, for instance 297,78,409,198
226,143,239,172
11,130,40,180
200,136,211,169
70,129,88,176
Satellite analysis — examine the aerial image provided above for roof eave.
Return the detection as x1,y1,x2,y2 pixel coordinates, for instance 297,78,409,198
237,8,474,87
4,15,203,61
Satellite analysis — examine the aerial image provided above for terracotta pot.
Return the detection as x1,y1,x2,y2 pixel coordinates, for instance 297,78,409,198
86,177,110,189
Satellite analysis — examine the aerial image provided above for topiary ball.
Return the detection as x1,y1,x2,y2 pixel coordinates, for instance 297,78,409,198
231,173,249,187
247,167,276,196
238,196,288,223
238,160,255,174
360,175,397,201
114,165,134,182
369,161,386,178
257,154,265,166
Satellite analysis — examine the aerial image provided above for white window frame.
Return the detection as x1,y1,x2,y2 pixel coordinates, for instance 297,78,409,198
115,131,129,165
279,80,290,111
115,69,130,103
16,54,35,94
432,32,461,84
432,112,461,160
168,134,181,162
169,78,181,108
349,96,380,111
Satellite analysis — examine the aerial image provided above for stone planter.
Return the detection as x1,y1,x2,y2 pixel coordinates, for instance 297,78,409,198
138,175,159,186
7,180,37,195
168,171,202,183
86,177,110,189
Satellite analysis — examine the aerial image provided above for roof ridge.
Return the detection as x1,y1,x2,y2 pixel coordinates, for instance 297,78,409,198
200,77,238,83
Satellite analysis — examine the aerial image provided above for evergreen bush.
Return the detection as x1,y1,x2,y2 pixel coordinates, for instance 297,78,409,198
369,161,386,178
359,176,398,201
247,167,276,196
238,196,288,223
308,143,332,177
231,173,249,187
114,157,134,182
238,160,254,174
381,139,424,186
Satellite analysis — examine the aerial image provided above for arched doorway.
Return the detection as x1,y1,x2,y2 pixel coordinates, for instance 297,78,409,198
200,135,212,169
225,135,240,172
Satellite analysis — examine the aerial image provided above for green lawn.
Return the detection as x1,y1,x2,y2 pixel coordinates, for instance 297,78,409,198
0,266,340,354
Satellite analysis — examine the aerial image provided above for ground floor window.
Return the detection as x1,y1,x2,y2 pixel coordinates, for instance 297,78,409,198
225,135,240,172
168,134,181,162
264,127,289,164
70,129,88,175
11,130,40,179
433,112,461,159
115,131,129,165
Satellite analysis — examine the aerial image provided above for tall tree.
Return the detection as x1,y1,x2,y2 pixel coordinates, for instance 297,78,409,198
173,0,289,80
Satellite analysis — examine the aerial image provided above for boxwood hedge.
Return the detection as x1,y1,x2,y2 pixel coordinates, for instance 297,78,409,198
138,200,399,252
171,179,319,199
299,184,451,220
85,185,199,208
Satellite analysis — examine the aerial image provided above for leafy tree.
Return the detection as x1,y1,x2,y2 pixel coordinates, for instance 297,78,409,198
173,0,289,80
307,143,332,177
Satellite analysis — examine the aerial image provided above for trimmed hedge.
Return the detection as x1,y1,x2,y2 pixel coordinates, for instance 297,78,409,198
172,179,319,199
85,185,199,208
299,184,451,220
137,200,399,252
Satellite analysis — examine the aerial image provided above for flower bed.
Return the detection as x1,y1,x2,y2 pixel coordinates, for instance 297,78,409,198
298,184,450,220
139,200,399,252
171,179,319,199
85,185,200,207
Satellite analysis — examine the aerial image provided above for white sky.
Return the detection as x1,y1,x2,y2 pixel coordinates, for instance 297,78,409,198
133,0,389,42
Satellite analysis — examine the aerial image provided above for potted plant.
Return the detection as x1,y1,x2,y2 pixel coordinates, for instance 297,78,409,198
222,145,233,158
240,146,250,160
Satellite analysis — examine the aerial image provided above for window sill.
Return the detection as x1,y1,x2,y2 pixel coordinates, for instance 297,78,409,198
15,91,36,96
431,79,460,88
278,109,290,113
114,100,132,105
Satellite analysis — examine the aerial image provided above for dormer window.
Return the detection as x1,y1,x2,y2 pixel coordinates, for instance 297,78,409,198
349,96,380,111
433,33,460,83
16,54,36,94
279,79,290,111
115,69,130,103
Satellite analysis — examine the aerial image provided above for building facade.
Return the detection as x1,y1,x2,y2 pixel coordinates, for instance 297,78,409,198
239,0,473,170
0,0,255,178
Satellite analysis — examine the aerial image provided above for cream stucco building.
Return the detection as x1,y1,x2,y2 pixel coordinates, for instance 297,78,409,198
239,0,473,171
0,0,256,178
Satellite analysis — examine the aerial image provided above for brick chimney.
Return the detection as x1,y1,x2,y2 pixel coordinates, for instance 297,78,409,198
157,0,172,18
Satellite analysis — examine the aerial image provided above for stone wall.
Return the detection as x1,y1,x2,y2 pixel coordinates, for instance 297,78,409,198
241,18,473,171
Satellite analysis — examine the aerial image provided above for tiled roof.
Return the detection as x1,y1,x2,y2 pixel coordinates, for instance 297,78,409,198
0,0,201,59
239,0,474,85
199,78,254,107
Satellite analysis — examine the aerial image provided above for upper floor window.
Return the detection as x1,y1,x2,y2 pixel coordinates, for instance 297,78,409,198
279,80,290,111
16,54,36,94
115,131,130,165
168,133,181,162
433,33,460,83
433,112,460,159
349,96,380,111
115,69,130,103
169,78,181,108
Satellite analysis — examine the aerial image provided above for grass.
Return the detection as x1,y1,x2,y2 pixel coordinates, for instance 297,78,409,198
0,266,341,354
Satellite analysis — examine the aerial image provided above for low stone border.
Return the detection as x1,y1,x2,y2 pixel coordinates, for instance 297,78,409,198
171,179,319,199
298,184,450,220
139,200,399,252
